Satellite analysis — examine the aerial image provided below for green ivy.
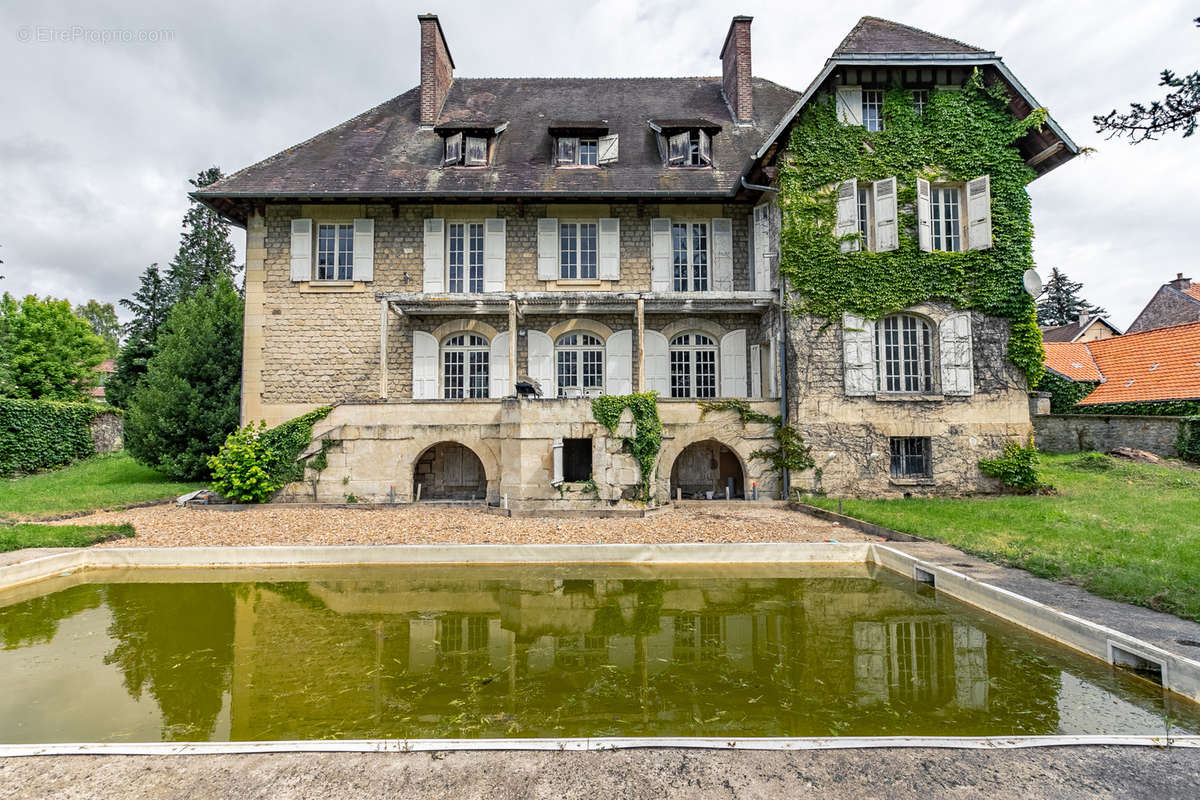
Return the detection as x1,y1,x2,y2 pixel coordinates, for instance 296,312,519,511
1178,418,1200,464
1034,371,1097,413
1069,400,1200,417
978,436,1049,493
258,406,334,484
206,406,332,502
778,71,1047,385
0,399,110,476
591,392,662,502
697,399,815,483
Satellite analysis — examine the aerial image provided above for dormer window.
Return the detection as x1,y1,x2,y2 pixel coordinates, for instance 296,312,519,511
550,122,618,167
437,121,507,168
650,120,719,169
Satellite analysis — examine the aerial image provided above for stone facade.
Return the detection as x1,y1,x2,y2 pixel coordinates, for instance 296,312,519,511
90,411,123,454
1034,413,1184,459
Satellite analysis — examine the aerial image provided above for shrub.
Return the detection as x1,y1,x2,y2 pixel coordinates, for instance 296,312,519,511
207,422,280,503
1179,417,1200,465
1072,452,1115,472
0,399,103,476
979,438,1049,493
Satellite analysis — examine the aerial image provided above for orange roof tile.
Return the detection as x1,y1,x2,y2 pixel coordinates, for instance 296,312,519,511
1043,342,1102,382
1077,321,1200,405
1186,284,1200,302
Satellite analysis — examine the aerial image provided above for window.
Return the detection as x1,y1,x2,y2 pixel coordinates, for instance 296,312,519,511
443,133,489,166
876,315,933,393
667,129,712,167
447,222,484,293
670,333,717,398
856,186,871,246
559,222,598,280
442,333,489,399
556,137,598,166
912,90,928,116
562,438,592,482
556,333,604,396
930,186,962,252
671,222,709,291
862,90,884,132
889,437,931,478
315,223,354,281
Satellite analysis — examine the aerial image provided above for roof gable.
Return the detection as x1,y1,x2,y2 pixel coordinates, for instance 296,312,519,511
1075,322,1200,405
834,16,990,56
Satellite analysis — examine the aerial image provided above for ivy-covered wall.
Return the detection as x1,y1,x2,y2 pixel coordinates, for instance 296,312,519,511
1034,370,1097,414
777,71,1046,386
0,399,108,476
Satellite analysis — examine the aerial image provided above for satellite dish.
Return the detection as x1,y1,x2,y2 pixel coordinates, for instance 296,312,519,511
1023,269,1043,297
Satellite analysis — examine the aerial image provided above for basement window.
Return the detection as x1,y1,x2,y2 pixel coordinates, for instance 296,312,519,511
890,437,931,478
563,438,593,482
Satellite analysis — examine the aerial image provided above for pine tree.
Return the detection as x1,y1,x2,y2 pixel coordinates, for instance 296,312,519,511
1095,17,1200,143
74,300,121,358
107,264,173,409
1036,268,1107,327
166,168,238,302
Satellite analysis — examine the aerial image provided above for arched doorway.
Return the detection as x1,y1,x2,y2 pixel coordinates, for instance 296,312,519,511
670,440,745,500
413,442,487,501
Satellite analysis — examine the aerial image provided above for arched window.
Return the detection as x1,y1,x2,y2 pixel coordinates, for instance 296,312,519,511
556,332,604,396
875,315,933,393
443,333,489,399
669,333,717,398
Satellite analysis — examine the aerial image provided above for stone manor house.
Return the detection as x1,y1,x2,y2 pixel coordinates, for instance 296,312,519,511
195,14,1077,508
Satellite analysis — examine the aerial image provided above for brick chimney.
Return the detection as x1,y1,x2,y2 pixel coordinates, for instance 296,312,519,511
1169,272,1192,292
720,16,753,123
418,14,454,127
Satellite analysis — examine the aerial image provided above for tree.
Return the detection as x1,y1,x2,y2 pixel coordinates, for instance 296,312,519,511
124,276,243,480
74,299,121,358
0,293,108,401
106,264,172,409
1036,268,1107,327
166,167,238,302
1094,17,1200,143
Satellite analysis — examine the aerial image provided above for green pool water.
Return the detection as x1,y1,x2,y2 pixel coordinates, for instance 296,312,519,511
1,563,1197,743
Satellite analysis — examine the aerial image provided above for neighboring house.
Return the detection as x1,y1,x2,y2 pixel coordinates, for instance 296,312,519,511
1126,273,1200,334
1042,321,1200,410
91,359,116,402
1040,312,1121,343
194,14,1076,506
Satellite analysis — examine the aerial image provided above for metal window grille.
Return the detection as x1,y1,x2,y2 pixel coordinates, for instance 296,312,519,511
889,437,931,477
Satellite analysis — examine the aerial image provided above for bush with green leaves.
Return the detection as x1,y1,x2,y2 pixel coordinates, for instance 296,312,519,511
1178,417,1200,464
0,398,104,476
979,438,1049,493
207,422,281,503
0,293,107,401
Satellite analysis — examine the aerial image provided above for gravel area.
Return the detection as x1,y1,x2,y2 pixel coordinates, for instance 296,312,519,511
52,504,866,548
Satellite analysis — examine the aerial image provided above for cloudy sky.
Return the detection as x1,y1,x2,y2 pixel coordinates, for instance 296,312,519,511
1,0,1195,329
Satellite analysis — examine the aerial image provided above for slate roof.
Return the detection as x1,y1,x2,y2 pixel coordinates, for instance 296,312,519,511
1043,343,1102,382
833,16,990,56
1043,322,1200,405
1040,317,1121,343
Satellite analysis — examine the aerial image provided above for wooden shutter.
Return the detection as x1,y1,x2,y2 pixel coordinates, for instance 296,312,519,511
597,217,620,280
606,329,633,395
750,344,762,399
484,217,506,292
642,330,670,395
423,218,445,292
939,312,975,396
597,134,619,164
753,203,771,290
835,179,859,253
711,218,734,291
767,339,777,398
872,177,898,253
916,178,933,252
443,133,462,166
489,331,510,398
552,438,564,484
527,330,555,398
842,312,877,396
720,329,747,398
836,86,863,126
465,136,488,166
668,131,688,165
699,130,712,165
290,219,312,281
412,331,438,399
352,218,374,281
556,137,578,165
537,218,558,281
966,175,993,250
650,218,672,291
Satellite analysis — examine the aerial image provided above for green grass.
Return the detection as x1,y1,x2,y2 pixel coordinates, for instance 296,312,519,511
0,523,135,553
1,452,202,521
806,453,1200,623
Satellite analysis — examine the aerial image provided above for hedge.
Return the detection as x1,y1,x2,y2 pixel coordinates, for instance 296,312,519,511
0,398,106,476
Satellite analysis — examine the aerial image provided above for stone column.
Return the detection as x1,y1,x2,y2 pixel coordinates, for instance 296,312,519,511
508,298,518,395
379,300,389,399
636,295,646,392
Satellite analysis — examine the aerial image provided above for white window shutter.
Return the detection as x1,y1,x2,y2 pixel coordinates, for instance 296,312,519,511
650,218,672,291
423,218,445,292
413,331,438,399
966,175,993,250
720,329,747,398
484,217,506,292
489,331,510,398
597,217,620,280
465,136,488,166
842,313,877,396
537,218,558,281
699,130,712,165
767,339,778,398
939,312,975,396
443,133,462,166
352,218,374,281
835,179,859,252
836,86,863,126
753,204,771,290
527,330,555,398
872,178,898,253
606,329,633,395
711,218,734,291
597,134,619,164
290,219,312,281
916,178,933,252
643,330,670,395
668,131,688,165
556,137,578,165
750,344,762,399
552,437,564,484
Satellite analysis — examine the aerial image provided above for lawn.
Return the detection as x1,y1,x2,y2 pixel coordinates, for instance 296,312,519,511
0,522,135,553
805,453,1200,623
1,452,201,521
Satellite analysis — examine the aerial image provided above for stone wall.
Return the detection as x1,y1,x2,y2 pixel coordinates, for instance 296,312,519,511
1034,413,1184,458
1126,286,1200,334
90,411,123,454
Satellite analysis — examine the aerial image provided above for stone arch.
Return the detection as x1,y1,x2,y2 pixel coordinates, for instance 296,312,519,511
430,318,501,343
658,317,728,344
545,318,616,343
657,431,759,501
407,438,500,502
665,438,748,500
